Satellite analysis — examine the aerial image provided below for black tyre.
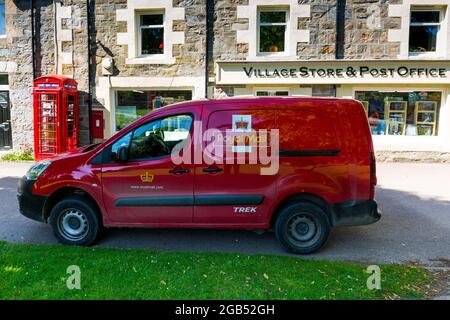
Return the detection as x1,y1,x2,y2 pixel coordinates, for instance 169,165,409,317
275,201,330,254
49,195,101,246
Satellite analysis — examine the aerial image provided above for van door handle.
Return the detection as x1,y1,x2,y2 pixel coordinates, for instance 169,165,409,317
203,167,223,173
169,168,189,175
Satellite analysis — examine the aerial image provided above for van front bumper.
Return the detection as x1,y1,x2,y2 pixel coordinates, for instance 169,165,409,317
331,199,381,227
17,176,47,223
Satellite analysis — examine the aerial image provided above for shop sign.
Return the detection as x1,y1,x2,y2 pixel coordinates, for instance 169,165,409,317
216,61,450,85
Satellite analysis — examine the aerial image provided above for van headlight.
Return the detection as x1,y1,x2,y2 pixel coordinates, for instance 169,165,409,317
26,161,52,180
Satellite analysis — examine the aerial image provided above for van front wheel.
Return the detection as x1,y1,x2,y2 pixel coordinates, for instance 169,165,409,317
275,202,330,254
49,196,101,246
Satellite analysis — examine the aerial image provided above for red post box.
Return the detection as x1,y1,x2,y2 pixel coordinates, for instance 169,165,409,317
91,110,104,142
33,75,79,161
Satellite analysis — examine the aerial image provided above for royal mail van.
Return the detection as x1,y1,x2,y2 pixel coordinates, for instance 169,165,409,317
17,97,380,254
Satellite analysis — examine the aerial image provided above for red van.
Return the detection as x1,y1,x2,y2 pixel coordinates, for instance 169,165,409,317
17,97,379,254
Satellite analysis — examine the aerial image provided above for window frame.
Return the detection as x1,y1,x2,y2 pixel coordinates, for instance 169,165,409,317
137,11,165,58
408,6,445,56
254,88,290,97
257,7,289,56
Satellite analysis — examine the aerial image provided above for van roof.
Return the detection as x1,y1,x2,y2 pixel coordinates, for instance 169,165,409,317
163,96,358,110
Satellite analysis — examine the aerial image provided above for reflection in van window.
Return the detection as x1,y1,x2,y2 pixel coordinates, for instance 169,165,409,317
110,132,132,161
129,114,192,160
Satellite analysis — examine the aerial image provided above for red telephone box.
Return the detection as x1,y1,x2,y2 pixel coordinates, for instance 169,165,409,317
33,75,79,161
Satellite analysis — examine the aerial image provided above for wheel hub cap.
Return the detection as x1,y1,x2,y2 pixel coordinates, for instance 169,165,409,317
58,209,89,241
288,215,317,242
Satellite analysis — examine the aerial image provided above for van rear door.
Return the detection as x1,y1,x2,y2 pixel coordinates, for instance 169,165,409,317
193,104,278,225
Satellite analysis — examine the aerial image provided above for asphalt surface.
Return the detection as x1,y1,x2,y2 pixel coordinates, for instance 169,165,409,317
1,161,449,265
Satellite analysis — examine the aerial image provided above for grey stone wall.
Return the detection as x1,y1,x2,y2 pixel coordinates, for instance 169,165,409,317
92,0,206,79
68,0,90,145
34,0,56,77
2,0,91,149
4,0,34,150
213,0,248,62
297,0,337,60
344,0,402,59
296,0,402,60
376,151,450,163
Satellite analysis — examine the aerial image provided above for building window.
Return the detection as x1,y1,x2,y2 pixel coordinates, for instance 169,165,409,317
355,91,442,136
258,9,288,54
115,90,192,132
0,74,8,85
312,85,336,97
0,0,6,37
409,8,444,54
138,12,164,56
256,90,289,96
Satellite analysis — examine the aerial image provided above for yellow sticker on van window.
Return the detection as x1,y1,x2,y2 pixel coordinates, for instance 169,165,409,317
232,115,252,153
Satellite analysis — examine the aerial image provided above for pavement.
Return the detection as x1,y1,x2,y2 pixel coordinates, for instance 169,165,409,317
1,161,450,266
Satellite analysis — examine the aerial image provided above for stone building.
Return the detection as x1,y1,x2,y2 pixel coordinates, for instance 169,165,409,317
0,0,450,160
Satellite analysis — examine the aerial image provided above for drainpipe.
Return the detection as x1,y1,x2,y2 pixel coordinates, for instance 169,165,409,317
31,0,36,79
335,0,346,59
86,0,93,144
205,0,214,98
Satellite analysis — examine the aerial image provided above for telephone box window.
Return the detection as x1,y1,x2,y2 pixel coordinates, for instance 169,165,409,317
139,13,164,55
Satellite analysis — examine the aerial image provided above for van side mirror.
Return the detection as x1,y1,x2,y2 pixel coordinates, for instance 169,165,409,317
117,145,129,163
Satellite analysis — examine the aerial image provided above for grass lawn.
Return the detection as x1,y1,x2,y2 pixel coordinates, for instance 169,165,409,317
0,241,432,300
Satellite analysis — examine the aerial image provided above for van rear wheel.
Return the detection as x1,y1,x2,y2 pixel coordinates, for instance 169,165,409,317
49,196,101,246
275,202,330,254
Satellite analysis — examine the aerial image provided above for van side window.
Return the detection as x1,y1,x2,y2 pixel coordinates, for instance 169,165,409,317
110,132,132,162
129,114,193,161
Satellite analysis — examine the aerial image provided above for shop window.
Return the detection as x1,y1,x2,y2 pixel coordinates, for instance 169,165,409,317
258,8,287,54
115,90,192,132
409,8,444,54
256,90,289,96
138,12,164,56
312,85,336,97
0,0,5,37
355,91,441,136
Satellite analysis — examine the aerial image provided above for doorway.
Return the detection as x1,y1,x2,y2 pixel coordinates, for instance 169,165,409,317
0,91,12,149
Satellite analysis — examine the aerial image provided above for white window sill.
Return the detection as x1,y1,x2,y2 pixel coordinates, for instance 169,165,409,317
408,52,446,60
247,55,298,61
126,56,176,65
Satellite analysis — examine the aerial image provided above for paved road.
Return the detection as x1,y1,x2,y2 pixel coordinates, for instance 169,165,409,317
1,161,449,265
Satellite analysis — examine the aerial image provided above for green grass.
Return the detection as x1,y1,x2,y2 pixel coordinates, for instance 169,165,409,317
0,241,431,300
